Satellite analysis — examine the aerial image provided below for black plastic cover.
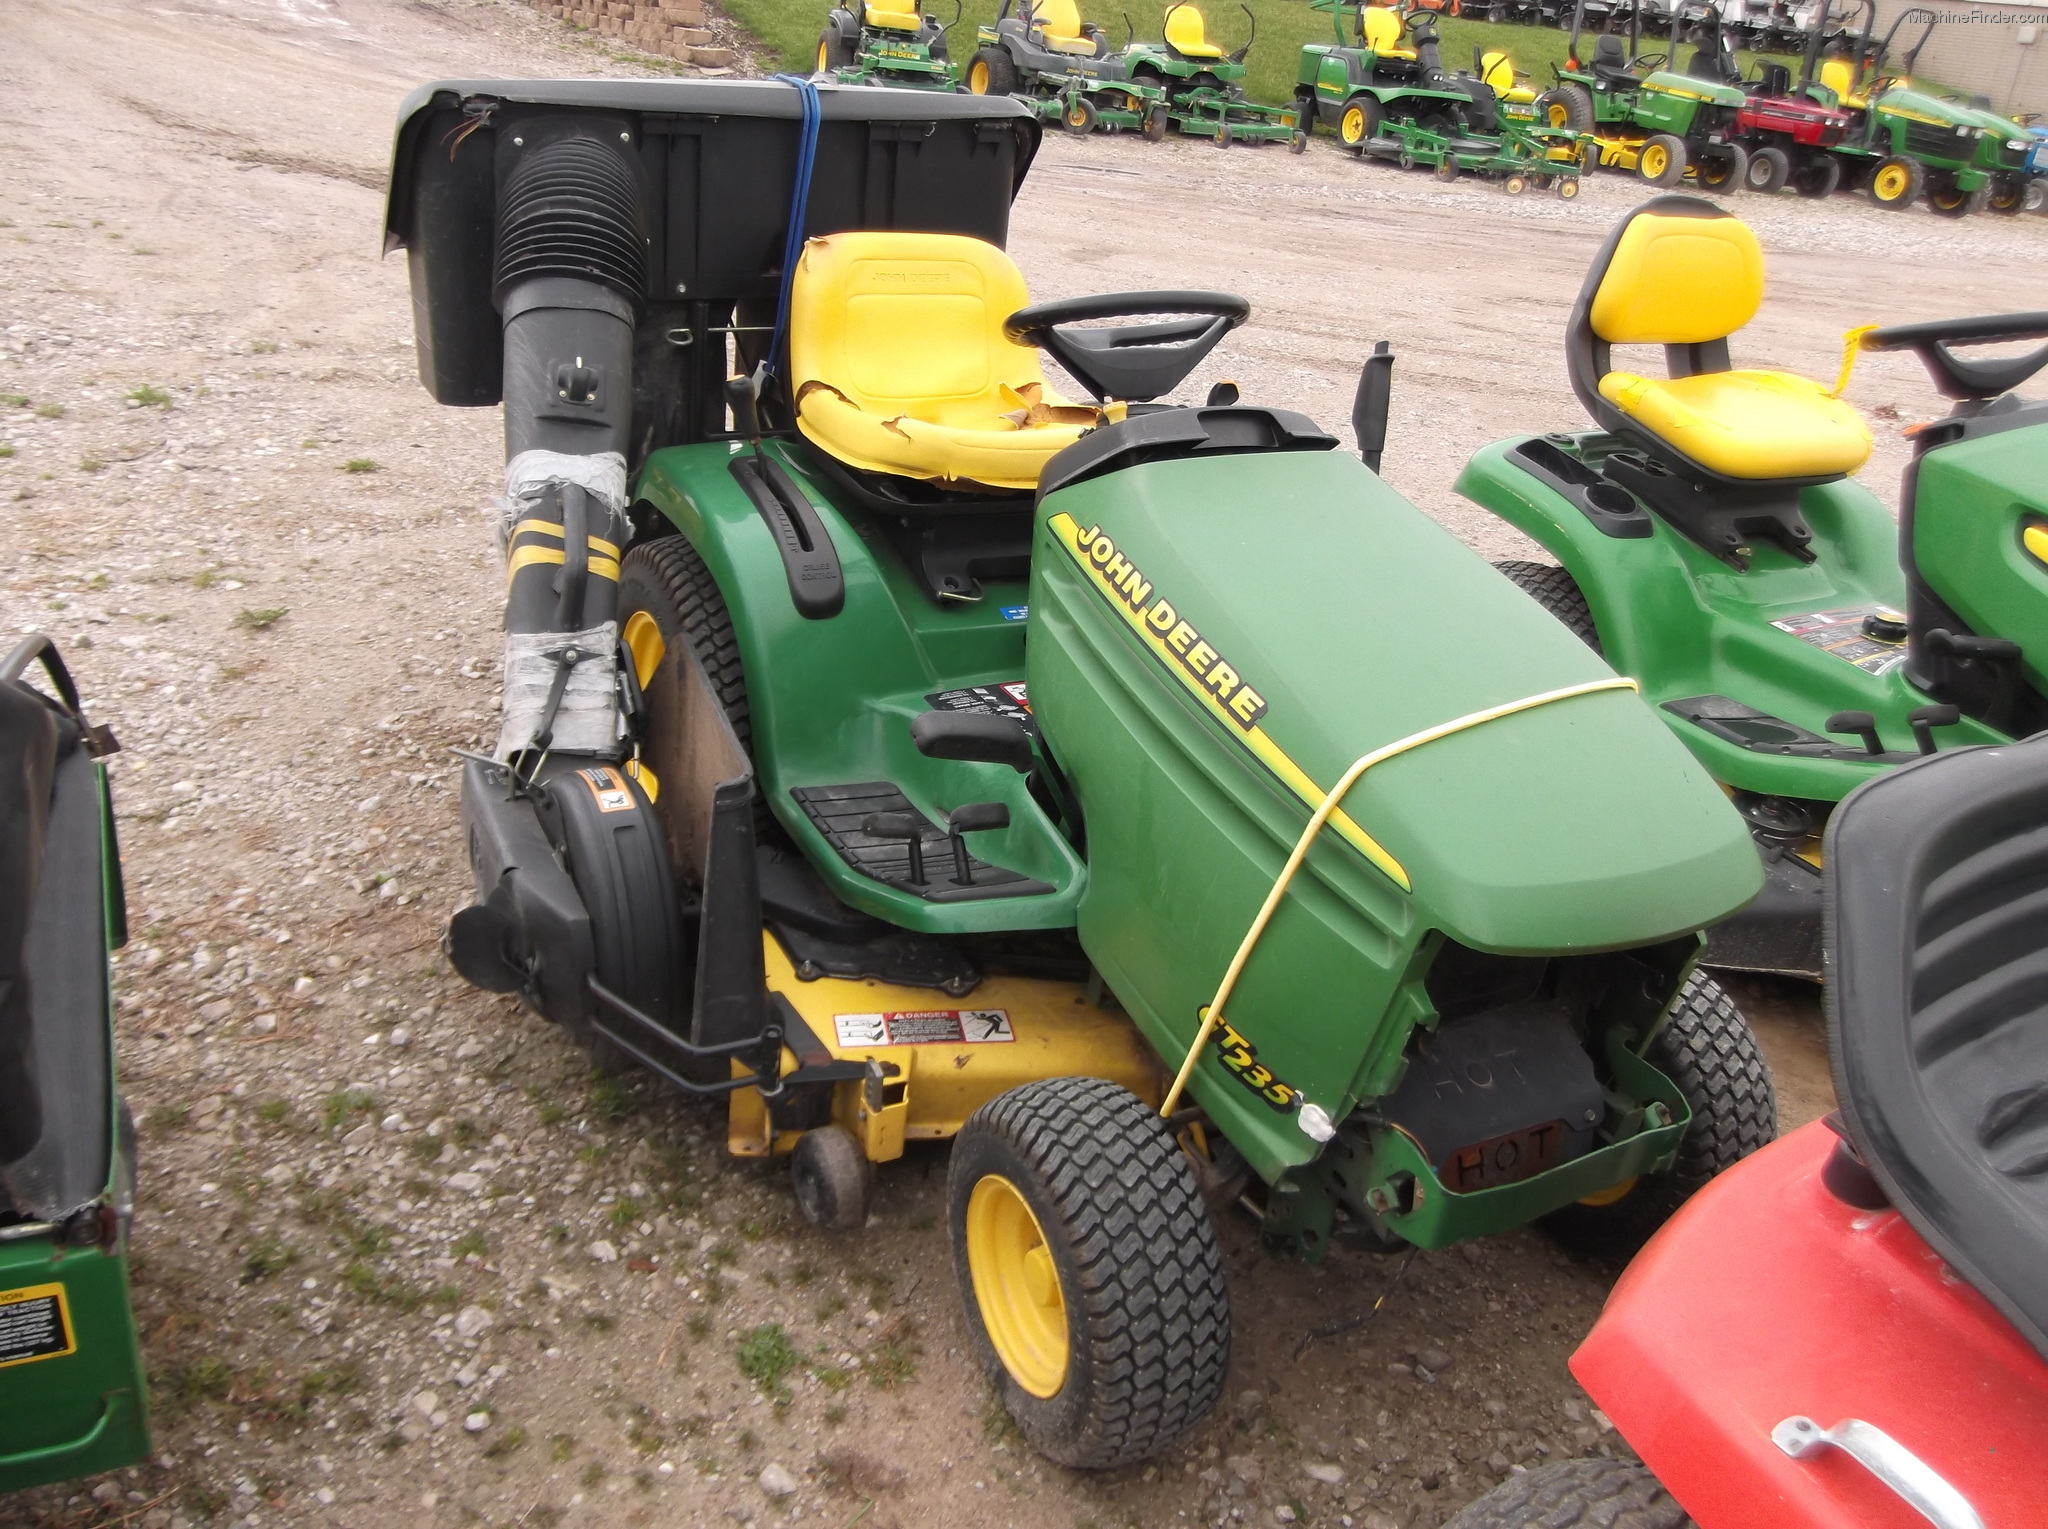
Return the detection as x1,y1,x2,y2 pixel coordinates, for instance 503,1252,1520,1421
385,80,1040,408
1035,406,1338,501
1825,736,2048,1360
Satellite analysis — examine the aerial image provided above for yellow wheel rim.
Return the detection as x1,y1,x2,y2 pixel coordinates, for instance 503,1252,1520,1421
1341,105,1366,144
966,1175,1068,1399
969,59,989,93
1546,101,1568,127
1068,101,1088,127
1578,1175,1638,1208
622,610,665,690
1641,143,1666,178
818,40,831,70
1874,164,1908,199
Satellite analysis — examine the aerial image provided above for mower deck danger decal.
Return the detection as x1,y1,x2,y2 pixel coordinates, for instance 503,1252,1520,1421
0,1283,76,1369
1049,511,1412,890
833,1009,1015,1047
578,767,637,813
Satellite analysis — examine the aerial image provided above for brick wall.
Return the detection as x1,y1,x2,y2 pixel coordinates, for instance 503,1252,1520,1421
1870,0,2048,116
528,0,740,68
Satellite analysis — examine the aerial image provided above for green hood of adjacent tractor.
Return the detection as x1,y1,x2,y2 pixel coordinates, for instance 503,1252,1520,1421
1031,447,1760,956
1874,86,1985,135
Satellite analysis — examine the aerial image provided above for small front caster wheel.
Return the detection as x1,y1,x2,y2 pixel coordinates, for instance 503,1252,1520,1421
1290,129,1309,154
791,1125,872,1231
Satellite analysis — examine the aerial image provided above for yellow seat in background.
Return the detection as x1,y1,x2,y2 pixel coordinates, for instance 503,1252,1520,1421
1034,0,1100,55
1362,7,1416,61
1479,50,1534,103
864,0,922,30
1164,3,1223,59
790,232,1101,492
1581,207,1869,481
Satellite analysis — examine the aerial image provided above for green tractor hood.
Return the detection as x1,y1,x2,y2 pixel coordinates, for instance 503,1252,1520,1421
1641,70,1746,109
1031,439,1761,958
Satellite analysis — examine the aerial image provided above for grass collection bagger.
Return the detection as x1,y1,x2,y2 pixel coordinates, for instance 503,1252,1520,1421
0,637,149,1494
1454,193,2048,980
1298,3,1592,194
1446,734,2048,1529
814,0,959,90
386,78,1780,1465
965,1,1299,146
1532,0,1749,189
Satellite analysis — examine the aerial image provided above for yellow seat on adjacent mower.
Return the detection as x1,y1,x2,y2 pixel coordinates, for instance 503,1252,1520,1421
1362,7,1416,61
790,232,1102,492
1032,0,1100,55
1818,57,1867,110
1479,50,1535,104
864,0,923,29
1164,3,1223,58
1569,199,1870,482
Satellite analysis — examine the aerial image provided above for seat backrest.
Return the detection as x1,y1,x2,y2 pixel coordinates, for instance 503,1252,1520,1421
1361,6,1403,52
1818,56,1863,106
790,232,1050,426
1591,32,1629,78
1164,3,1222,57
863,0,923,27
1034,0,1085,40
1586,207,1762,347
1478,48,1516,93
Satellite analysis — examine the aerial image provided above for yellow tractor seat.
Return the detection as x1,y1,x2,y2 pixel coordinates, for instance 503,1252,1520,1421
1817,57,1867,110
1032,0,1100,54
1567,197,1870,483
1361,7,1416,61
1479,50,1535,103
1164,3,1224,59
863,0,923,29
789,232,1105,493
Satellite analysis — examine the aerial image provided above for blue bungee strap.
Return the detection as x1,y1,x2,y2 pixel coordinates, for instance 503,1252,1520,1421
767,72,824,379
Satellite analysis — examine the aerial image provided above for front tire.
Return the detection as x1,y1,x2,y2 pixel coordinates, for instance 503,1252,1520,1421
1692,141,1746,194
1546,969,1777,1253
1443,1459,1693,1529
949,1077,1230,1469
1868,154,1922,209
1339,95,1383,153
1062,94,1098,135
1744,144,1791,193
1926,176,1987,218
1637,133,1687,187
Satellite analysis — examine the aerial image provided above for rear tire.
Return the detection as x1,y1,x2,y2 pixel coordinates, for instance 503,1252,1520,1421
949,1077,1230,1469
1692,141,1746,194
1443,1459,1694,1528
1545,969,1777,1255
1789,154,1840,199
967,45,1016,95
1493,560,1602,654
817,20,855,71
1533,83,1594,133
1744,144,1791,193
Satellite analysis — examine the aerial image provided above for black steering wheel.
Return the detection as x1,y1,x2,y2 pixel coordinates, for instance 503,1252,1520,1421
1004,292,1250,403
1863,312,2048,402
1633,51,1667,71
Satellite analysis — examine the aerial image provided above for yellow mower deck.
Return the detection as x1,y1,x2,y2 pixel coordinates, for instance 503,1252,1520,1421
727,937,1163,1162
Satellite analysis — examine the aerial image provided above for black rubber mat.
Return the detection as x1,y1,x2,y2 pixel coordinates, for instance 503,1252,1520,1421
789,783,1054,903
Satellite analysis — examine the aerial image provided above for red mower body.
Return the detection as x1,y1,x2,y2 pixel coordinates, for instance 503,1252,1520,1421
1737,94,1852,149
1571,1120,2048,1528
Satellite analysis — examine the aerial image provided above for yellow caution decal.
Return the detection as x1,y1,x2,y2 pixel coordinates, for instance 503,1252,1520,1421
0,1282,77,1368
1049,511,1411,890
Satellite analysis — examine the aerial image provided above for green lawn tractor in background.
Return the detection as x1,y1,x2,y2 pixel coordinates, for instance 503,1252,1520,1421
967,0,1296,144
390,79,1778,1465
1532,0,1749,189
1455,193,2048,979
1811,7,1994,213
816,0,958,89
2,636,149,1495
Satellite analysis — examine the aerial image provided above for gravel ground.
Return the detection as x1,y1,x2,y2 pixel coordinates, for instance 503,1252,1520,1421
2,0,2039,1525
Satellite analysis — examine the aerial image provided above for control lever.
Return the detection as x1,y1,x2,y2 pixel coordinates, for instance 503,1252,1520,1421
945,802,1011,887
1352,340,1395,474
1908,703,1961,755
1206,381,1241,407
1924,628,2021,662
911,710,1035,773
861,812,927,886
725,372,762,442
1825,710,1883,757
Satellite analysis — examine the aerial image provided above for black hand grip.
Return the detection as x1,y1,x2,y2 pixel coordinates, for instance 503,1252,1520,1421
861,812,927,885
1826,710,1883,757
948,801,1011,834
724,374,761,439
1861,311,2048,401
911,710,1035,773
1925,628,2022,662
1908,703,1961,756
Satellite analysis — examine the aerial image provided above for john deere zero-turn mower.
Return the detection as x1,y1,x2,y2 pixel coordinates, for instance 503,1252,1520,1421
1,637,149,1494
388,79,1776,1465
1299,6,1592,193
815,0,958,90
1532,0,1749,189
968,1,1297,145
1455,193,2048,979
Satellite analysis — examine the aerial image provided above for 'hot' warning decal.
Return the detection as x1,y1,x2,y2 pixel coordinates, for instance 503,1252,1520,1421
833,1010,1015,1047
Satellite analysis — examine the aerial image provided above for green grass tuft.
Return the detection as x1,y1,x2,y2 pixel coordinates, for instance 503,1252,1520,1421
233,606,289,631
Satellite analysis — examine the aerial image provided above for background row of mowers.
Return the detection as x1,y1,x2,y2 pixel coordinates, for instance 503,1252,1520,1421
818,0,2048,212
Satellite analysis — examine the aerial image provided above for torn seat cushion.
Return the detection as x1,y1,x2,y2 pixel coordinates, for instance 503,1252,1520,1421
790,232,1103,492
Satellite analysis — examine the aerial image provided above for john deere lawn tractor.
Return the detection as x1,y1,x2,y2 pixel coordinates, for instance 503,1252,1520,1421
1455,193,2048,978
967,0,1297,145
1,637,149,1494
1297,1,1493,153
815,0,958,90
1532,0,1749,189
388,78,1778,1464
1308,14,1594,193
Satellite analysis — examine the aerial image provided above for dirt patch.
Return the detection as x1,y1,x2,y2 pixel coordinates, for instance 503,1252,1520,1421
4,2,2030,1526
